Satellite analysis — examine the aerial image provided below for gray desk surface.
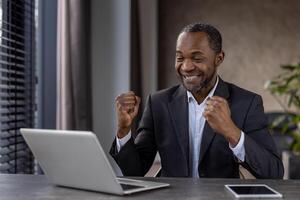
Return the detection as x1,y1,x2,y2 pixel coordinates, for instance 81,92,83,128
1,174,299,200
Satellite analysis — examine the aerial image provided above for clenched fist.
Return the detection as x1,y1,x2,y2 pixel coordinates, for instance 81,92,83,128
115,91,141,138
203,96,241,147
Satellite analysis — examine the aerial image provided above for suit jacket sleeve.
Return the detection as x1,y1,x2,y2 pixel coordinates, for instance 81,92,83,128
241,95,284,179
110,95,157,176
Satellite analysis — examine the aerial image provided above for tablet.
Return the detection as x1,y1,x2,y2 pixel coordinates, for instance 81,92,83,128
225,184,283,198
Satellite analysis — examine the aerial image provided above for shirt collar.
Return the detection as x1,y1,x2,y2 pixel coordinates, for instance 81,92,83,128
187,76,219,103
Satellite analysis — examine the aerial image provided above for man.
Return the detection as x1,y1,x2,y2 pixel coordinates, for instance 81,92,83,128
110,23,284,179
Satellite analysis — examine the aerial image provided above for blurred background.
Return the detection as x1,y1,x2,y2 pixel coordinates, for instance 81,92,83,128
1,0,300,178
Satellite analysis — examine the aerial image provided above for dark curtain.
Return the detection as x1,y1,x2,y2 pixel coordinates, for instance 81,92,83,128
130,0,143,135
57,0,92,130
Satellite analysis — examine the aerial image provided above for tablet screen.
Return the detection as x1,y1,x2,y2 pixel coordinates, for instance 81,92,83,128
230,185,275,194
225,184,282,198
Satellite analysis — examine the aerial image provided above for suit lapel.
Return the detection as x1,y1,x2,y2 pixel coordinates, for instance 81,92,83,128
199,78,230,164
167,85,189,169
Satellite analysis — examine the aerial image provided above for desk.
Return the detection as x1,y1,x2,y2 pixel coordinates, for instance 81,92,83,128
1,174,299,200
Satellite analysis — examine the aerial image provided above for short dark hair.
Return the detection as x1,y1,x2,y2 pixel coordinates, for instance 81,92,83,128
181,23,222,53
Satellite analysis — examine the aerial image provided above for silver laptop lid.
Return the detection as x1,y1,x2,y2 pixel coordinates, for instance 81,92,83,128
20,128,124,195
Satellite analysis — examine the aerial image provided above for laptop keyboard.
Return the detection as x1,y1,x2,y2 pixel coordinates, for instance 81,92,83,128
120,183,144,190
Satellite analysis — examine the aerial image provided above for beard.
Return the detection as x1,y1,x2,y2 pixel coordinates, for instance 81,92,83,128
178,68,217,95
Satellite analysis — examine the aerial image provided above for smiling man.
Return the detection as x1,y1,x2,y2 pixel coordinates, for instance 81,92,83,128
110,23,284,179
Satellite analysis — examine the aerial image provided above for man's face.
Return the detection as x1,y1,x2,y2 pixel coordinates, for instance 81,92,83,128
175,32,223,94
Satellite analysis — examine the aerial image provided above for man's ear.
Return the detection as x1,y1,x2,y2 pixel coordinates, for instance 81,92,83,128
215,51,225,66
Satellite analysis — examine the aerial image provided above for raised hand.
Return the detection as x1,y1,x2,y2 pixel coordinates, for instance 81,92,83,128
115,91,141,138
203,96,241,147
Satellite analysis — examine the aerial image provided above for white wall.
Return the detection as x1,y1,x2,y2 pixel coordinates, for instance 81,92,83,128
91,0,131,175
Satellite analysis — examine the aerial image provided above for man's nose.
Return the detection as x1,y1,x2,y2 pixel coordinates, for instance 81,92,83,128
181,59,195,71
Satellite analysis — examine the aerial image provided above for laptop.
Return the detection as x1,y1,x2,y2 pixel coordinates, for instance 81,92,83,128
20,128,170,195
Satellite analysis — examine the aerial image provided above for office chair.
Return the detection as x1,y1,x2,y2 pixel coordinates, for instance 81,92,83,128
265,112,296,155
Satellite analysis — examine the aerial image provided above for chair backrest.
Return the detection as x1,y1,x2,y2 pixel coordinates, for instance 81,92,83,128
265,112,296,155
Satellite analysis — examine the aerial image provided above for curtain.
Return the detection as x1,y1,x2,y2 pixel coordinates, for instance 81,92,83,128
56,0,92,130
130,0,158,134
130,0,143,134
130,0,161,177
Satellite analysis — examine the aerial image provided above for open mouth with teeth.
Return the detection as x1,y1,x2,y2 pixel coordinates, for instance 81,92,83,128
183,75,202,81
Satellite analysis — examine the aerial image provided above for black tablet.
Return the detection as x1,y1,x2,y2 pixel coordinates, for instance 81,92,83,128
225,184,283,198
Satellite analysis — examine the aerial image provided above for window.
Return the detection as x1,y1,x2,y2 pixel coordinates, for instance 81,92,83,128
0,0,36,174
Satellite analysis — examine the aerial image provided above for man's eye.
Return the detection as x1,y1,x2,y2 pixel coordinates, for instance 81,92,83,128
176,57,184,62
193,58,204,62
